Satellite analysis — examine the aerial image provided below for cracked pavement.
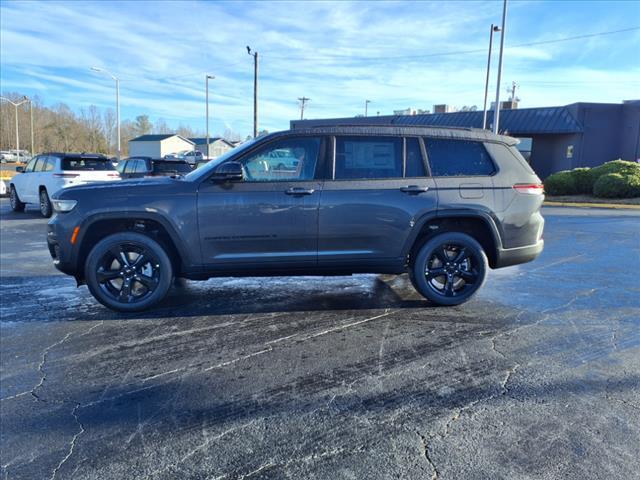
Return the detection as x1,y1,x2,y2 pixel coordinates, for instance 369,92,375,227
1,199,639,479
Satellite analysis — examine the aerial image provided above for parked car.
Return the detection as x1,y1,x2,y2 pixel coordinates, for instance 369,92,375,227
47,126,544,312
10,153,120,217
117,157,193,178
165,150,203,166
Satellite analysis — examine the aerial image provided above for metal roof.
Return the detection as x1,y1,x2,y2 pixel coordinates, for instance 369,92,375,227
292,105,584,135
188,137,234,146
129,134,195,144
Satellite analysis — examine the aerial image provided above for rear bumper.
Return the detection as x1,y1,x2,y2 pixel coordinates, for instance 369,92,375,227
494,239,544,268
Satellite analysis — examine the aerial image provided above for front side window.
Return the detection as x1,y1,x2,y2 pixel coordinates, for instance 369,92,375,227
425,138,495,176
24,157,38,172
33,156,46,172
240,137,320,182
335,136,402,179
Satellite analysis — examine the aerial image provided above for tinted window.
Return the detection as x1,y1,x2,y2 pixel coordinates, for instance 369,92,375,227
124,160,137,174
153,161,192,174
62,158,115,171
425,139,495,176
134,159,149,173
405,138,426,177
335,136,402,179
116,161,126,173
240,137,320,182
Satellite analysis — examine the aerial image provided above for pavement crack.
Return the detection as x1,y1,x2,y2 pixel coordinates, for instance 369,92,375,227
50,403,85,480
32,332,75,401
416,431,438,480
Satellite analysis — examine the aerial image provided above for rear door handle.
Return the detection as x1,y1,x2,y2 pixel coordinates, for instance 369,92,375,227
400,185,429,194
285,187,315,196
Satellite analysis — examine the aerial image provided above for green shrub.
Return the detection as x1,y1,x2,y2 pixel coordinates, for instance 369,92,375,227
593,172,640,198
590,160,640,184
571,168,594,194
544,170,577,195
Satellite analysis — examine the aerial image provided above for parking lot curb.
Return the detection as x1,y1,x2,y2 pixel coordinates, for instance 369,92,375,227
544,201,640,210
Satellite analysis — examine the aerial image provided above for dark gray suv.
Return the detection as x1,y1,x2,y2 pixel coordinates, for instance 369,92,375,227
47,126,544,312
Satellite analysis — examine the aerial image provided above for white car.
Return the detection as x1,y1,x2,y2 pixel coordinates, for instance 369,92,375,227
0,180,6,196
9,153,121,217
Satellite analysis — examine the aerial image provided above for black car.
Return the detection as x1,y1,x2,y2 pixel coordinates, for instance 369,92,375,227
117,157,193,179
47,126,544,312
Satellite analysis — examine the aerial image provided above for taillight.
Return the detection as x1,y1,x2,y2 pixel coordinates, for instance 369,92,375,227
53,173,79,178
107,173,120,177
513,183,544,195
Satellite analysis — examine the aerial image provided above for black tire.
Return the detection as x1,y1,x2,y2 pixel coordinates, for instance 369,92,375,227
39,188,52,218
9,185,25,212
85,232,173,312
411,232,488,306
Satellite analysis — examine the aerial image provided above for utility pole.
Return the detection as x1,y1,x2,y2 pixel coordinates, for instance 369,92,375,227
482,24,501,130
493,0,508,134
298,97,310,120
0,96,29,156
365,99,371,117
206,75,214,158
507,81,519,102
28,97,34,155
247,46,259,137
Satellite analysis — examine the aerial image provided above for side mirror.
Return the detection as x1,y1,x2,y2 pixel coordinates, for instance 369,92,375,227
212,161,243,182
16,166,24,173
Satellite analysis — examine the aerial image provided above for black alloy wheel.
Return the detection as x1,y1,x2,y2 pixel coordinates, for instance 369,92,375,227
85,232,173,312
411,232,487,306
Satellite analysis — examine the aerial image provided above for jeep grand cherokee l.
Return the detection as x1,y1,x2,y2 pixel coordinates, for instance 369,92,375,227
47,126,544,312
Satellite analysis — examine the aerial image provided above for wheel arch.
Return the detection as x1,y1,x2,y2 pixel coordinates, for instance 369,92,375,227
75,212,191,281
405,209,502,268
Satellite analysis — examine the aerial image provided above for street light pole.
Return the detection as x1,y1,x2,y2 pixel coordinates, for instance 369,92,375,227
0,96,29,157
247,46,258,138
91,67,121,159
206,75,215,158
493,0,508,134
482,24,501,130
29,98,34,155
365,100,371,117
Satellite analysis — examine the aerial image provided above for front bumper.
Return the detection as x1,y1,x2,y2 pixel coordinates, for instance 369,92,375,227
494,239,544,268
47,216,78,276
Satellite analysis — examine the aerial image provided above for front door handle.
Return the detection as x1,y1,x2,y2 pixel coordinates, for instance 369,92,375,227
400,185,429,195
285,187,315,196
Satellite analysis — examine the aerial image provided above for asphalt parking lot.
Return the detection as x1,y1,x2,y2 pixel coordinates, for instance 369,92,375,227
1,198,639,480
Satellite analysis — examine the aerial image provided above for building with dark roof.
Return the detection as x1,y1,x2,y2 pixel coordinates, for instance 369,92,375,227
128,134,194,158
291,101,640,179
188,137,235,158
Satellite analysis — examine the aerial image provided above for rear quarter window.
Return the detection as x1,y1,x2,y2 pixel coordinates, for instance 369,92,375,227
63,158,115,171
424,138,495,176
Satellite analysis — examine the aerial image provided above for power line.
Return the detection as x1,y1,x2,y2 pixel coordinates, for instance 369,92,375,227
262,26,640,62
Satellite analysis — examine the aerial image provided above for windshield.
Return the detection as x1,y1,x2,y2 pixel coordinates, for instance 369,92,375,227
184,137,261,181
62,158,115,171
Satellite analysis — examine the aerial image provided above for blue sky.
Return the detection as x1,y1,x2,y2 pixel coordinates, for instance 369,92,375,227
1,0,639,137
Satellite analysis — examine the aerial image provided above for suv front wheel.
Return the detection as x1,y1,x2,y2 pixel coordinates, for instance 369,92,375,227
85,232,173,312
411,232,488,306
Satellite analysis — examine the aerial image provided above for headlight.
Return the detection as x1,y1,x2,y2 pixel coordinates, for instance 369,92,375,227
52,199,78,212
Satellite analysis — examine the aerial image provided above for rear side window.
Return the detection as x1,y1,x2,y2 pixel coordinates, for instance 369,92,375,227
153,162,192,174
425,139,495,176
62,158,115,171
43,157,55,172
335,136,402,179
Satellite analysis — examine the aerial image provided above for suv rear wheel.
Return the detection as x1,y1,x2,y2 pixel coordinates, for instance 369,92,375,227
85,232,173,312
39,188,52,217
9,185,25,212
411,232,487,306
